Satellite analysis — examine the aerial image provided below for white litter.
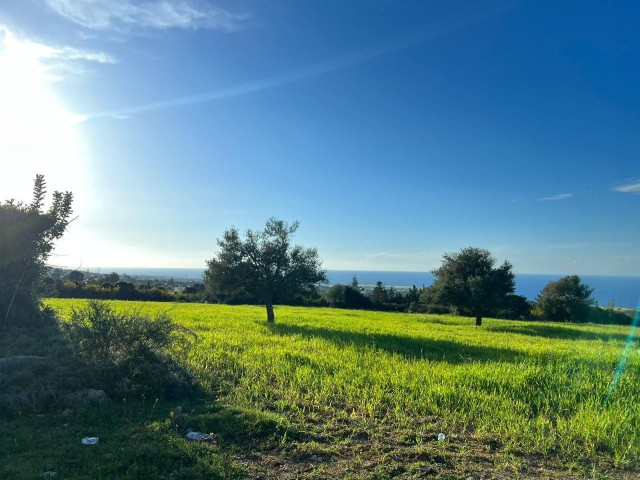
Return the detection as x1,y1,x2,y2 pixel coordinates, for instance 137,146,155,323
81,437,99,445
437,432,445,442
186,431,213,442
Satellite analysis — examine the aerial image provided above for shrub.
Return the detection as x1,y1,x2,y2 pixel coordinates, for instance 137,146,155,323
588,306,633,325
324,284,372,309
63,300,195,398
1,175,73,330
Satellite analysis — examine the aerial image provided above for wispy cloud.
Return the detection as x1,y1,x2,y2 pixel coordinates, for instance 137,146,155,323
543,242,629,250
613,181,640,194
358,251,443,263
44,0,247,32
0,25,115,82
537,193,574,202
82,3,515,121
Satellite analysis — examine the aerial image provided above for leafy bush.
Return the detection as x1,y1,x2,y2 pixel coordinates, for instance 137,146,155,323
323,284,372,309
63,300,195,398
1,175,73,330
588,306,633,325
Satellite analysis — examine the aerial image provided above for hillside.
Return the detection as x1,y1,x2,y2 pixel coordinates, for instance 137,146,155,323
2,300,639,479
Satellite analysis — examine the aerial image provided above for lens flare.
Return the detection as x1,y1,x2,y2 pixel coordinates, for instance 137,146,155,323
604,302,640,404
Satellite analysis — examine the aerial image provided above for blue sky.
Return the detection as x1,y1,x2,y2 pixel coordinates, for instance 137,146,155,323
1,0,639,274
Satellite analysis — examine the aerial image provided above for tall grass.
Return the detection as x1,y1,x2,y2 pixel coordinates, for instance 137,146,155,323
49,300,640,467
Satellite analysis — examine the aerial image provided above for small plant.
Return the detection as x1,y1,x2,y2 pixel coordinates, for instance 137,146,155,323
63,300,194,398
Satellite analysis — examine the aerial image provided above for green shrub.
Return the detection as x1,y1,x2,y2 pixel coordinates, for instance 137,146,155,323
1,175,73,330
63,300,195,398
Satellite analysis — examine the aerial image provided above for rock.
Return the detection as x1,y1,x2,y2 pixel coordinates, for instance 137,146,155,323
0,355,45,370
64,389,107,407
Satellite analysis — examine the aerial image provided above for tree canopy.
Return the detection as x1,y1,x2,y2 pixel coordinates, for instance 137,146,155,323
204,217,326,322
1,175,73,329
430,247,515,326
323,283,371,310
537,275,594,322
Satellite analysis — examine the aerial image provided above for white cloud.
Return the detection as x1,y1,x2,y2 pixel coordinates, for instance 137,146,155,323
613,181,640,194
44,0,247,32
537,193,574,202
0,25,115,82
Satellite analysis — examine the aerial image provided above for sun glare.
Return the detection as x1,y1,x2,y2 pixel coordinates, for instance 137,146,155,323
0,26,84,202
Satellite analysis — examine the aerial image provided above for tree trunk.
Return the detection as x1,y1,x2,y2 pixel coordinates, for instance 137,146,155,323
266,300,275,324
475,314,482,326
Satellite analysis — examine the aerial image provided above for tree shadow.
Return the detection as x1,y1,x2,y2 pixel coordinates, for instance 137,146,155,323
486,323,637,343
271,323,526,364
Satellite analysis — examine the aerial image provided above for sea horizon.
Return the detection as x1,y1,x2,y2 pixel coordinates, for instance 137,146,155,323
81,267,640,308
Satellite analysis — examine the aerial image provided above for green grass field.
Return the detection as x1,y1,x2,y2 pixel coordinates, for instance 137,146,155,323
3,299,640,479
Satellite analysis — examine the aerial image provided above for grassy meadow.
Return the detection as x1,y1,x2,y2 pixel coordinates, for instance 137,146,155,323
3,299,640,479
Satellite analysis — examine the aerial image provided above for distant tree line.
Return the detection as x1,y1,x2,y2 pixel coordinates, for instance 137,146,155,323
201,225,632,325
48,243,631,327
319,274,631,325
46,269,205,303
3,178,630,327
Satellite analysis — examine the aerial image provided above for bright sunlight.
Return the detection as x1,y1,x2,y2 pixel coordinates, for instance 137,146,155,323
0,25,84,200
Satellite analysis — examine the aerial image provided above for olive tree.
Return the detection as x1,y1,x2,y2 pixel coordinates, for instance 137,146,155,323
536,275,594,322
204,218,327,323
431,247,515,326
1,175,73,329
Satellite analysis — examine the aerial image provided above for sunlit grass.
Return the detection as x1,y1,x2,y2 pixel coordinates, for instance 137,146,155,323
45,299,640,475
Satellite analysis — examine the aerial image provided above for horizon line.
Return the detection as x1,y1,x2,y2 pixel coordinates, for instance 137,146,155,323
49,266,640,277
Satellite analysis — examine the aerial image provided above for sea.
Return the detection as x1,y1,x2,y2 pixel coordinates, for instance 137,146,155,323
88,267,640,308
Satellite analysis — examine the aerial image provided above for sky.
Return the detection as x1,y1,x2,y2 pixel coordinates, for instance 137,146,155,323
0,0,639,275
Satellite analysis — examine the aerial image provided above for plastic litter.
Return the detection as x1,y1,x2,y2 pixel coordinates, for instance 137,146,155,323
81,437,99,445
186,431,213,442
437,433,445,442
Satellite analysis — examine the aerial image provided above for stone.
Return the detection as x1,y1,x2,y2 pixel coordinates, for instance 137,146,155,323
64,389,107,406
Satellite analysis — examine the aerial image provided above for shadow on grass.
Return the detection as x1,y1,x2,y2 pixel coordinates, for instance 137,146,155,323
486,323,637,343
271,323,526,364
183,403,296,444
0,309,252,479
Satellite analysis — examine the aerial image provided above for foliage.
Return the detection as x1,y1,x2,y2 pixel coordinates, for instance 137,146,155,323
62,300,194,398
49,279,201,302
588,305,634,325
370,281,388,306
0,175,73,329
495,294,533,320
204,217,327,322
418,285,450,314
430,247,515,326
537,275,595,322
323,284,372,309
66,270,85,283
105,271,120,283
